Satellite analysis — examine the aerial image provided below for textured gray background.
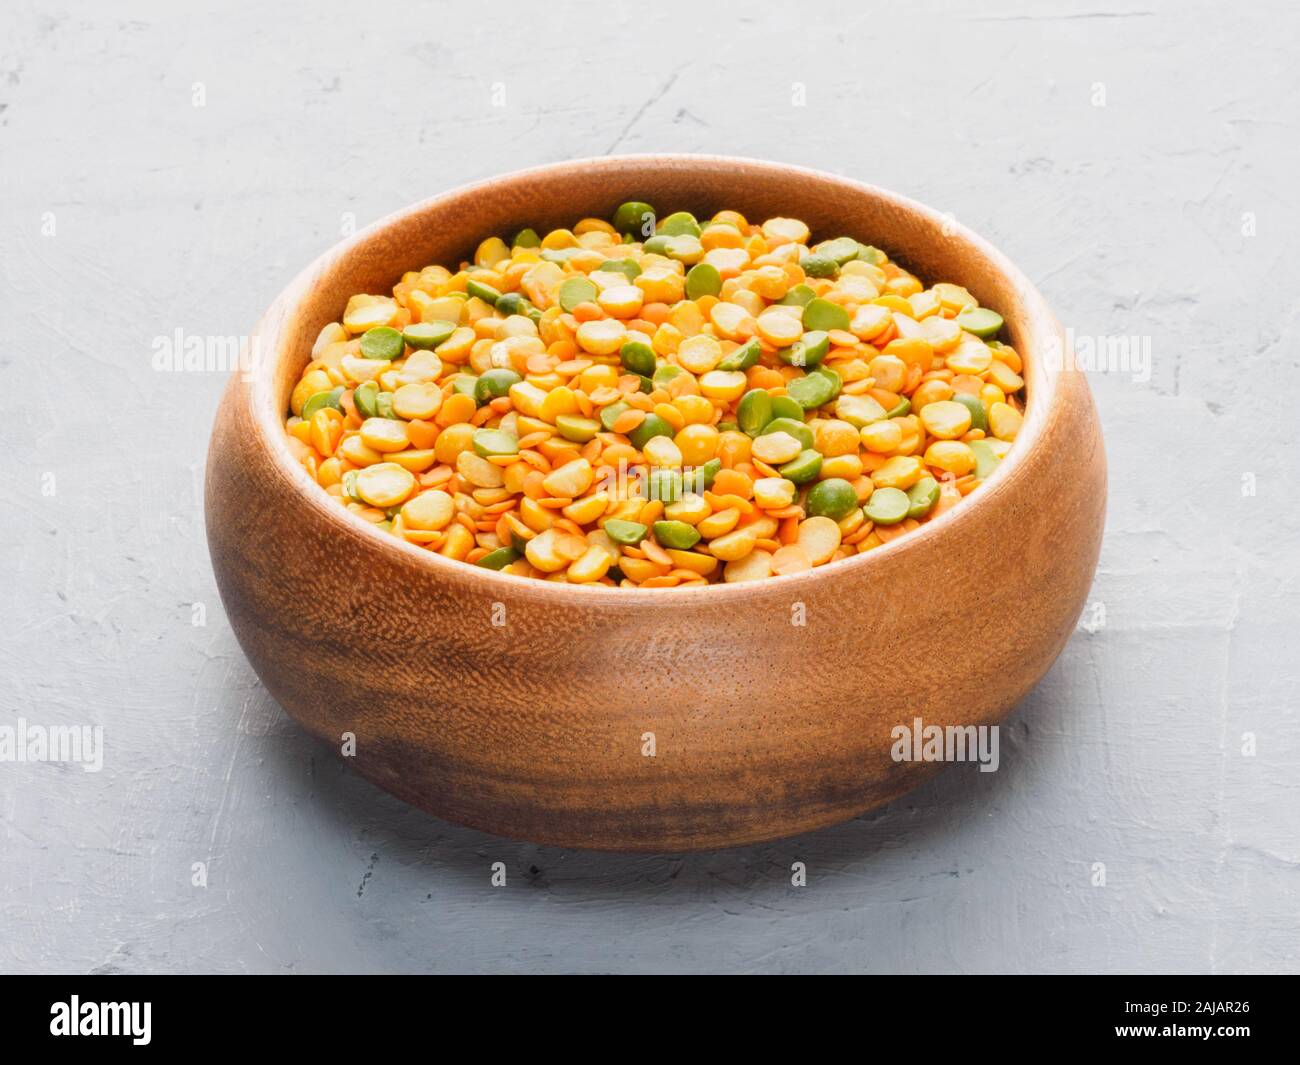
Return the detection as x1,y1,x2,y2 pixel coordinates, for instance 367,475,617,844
2,0,1297,974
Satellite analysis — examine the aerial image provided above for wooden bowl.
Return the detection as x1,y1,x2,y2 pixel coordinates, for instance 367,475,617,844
206,156,1105,852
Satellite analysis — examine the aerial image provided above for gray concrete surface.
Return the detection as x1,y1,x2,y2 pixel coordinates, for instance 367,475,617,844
2,0,1297,974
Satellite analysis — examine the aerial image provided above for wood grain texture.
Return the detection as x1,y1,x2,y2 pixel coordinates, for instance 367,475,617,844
205,156,1106,851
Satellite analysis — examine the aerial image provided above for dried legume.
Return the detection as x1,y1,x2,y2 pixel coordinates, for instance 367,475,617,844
284,203,1027,585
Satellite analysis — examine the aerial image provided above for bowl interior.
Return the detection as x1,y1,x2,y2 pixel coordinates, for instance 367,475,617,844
251,155,1060,595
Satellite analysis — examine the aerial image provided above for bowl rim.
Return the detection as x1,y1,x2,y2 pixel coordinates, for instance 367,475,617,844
242,153,1063,603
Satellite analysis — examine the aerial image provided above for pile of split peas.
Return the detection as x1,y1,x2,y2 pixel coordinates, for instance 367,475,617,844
284,201,1025,587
